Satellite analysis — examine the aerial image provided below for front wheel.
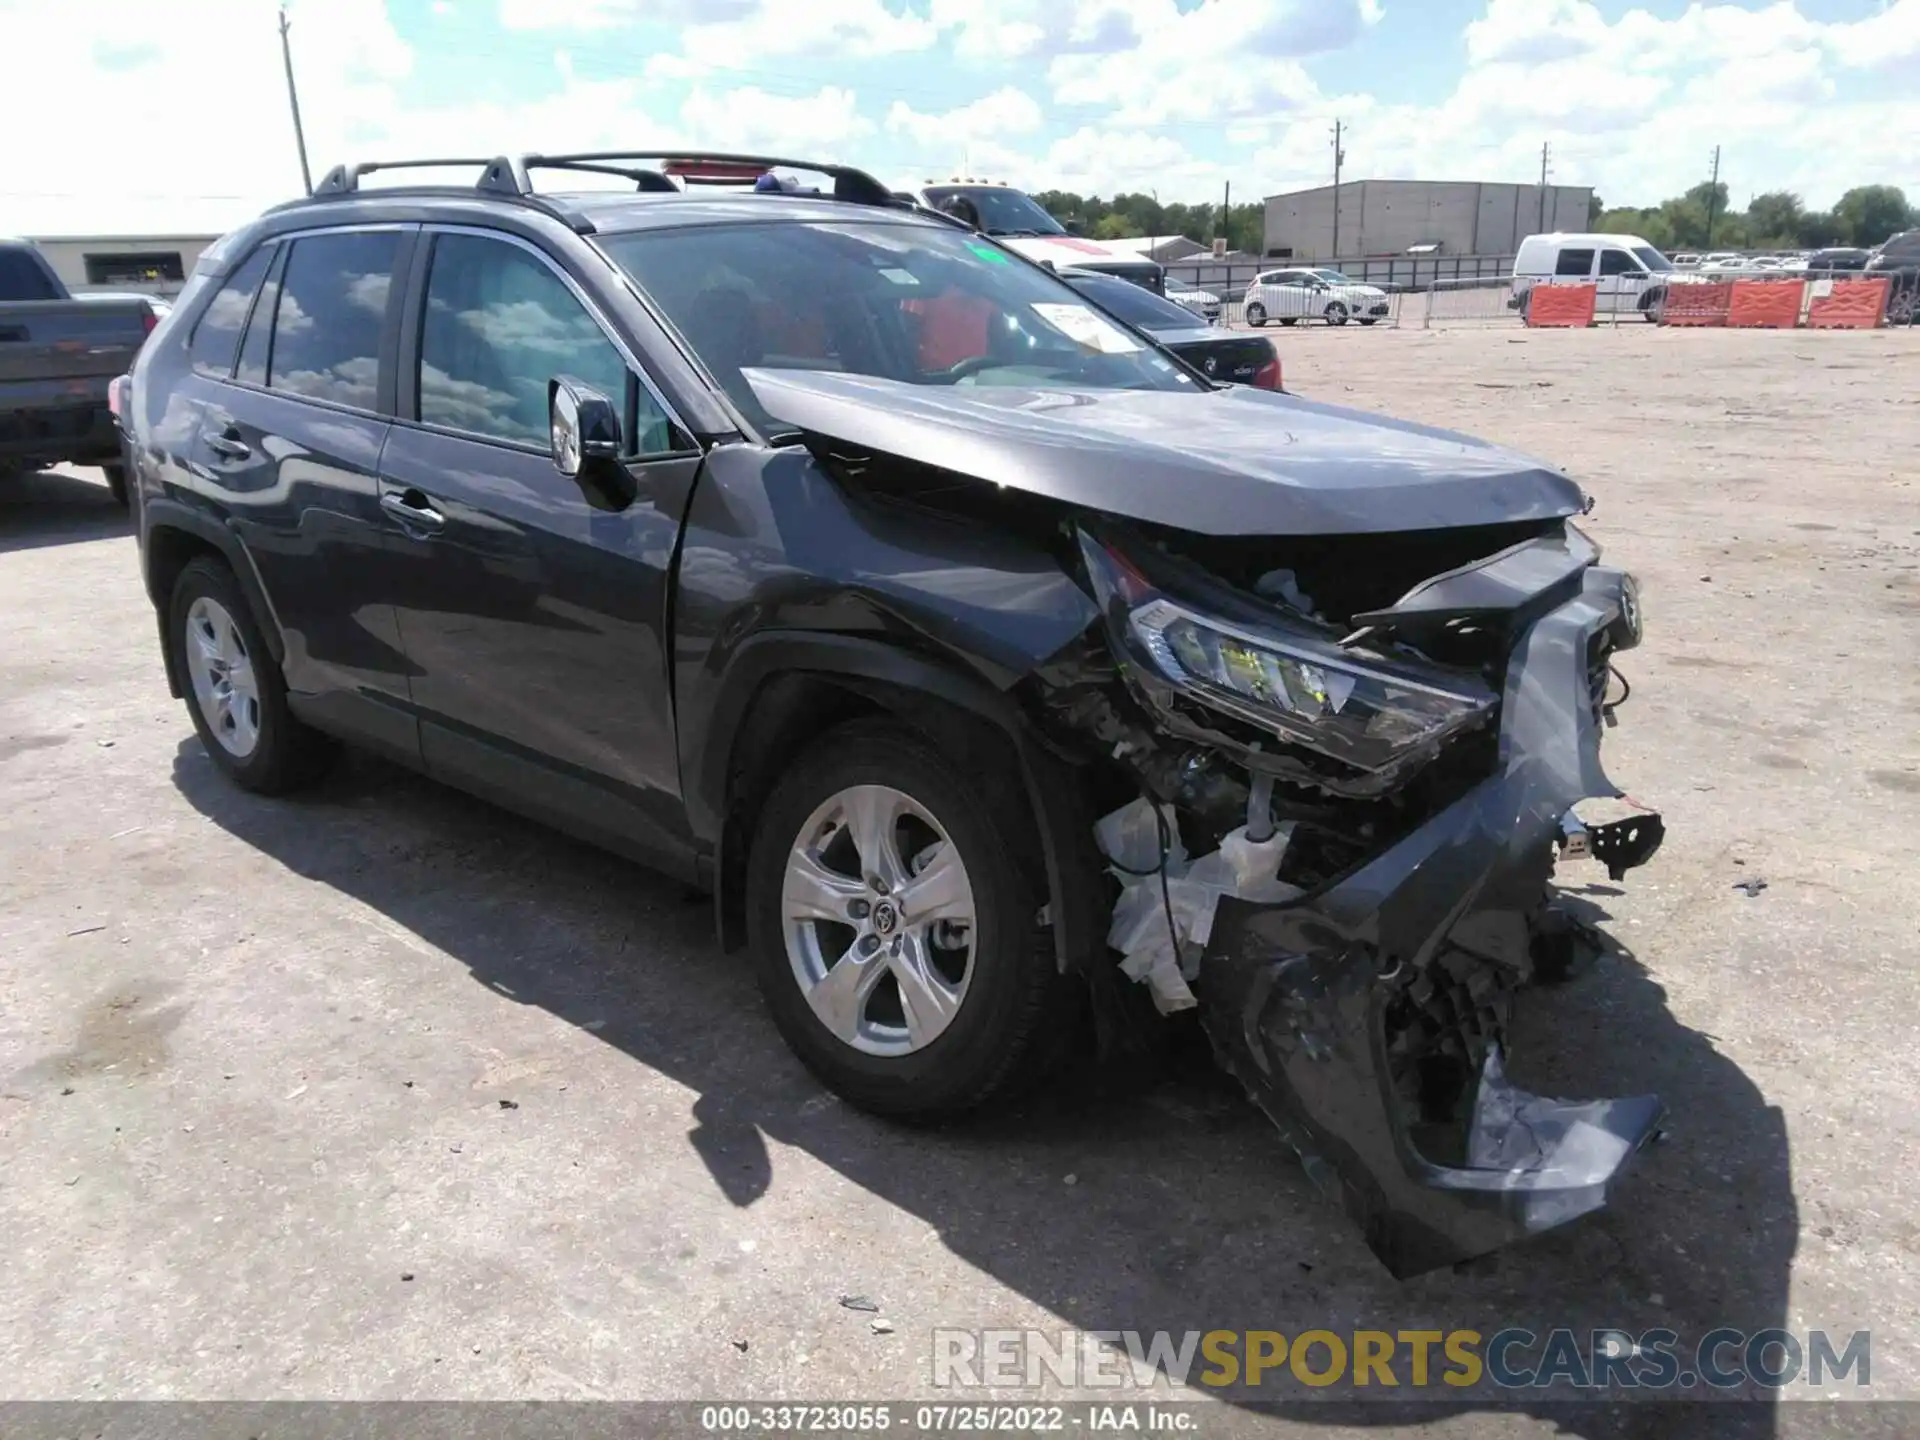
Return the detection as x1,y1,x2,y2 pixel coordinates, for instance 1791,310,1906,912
1324,302,1349,326
1641,288,1666,323
1244,302,1267,327
746,720,1069,1121
102,463,128,507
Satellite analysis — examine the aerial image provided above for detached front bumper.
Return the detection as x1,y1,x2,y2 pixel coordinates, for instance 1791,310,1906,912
1199,565,1665,1277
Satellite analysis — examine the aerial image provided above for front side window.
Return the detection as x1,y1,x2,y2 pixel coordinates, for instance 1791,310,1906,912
1312,269,1353,284
267,231,400,409
918,186,1065,237
1598,249,1644,277
418,233,644,449
599,220,1200,433
189,245,274,378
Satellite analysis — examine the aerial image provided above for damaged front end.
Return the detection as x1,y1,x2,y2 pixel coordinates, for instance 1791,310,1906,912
1031,518,1666,1278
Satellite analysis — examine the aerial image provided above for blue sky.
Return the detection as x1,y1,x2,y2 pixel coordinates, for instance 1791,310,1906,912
3,0,1916,235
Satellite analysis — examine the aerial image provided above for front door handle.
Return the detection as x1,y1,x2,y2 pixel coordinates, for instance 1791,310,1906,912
380,489,445,531
203,428,250,460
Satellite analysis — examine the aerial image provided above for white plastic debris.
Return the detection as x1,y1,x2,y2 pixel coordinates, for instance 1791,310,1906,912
1094,796,1301,1015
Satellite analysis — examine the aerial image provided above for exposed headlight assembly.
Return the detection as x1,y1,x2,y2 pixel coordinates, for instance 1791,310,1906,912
1081,532,1497,775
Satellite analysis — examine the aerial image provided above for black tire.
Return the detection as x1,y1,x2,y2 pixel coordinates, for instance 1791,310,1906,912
170,557,334,794
1277,317,1298,327
102,464,129,507
1358,317,1379,326
746,719,1069,1121
1244,302,1266,327
1641,288,1666,323
1324,302,1349,326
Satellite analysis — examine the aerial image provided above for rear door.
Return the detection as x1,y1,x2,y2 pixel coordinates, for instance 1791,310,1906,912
191,225,421,762
378,225,704,872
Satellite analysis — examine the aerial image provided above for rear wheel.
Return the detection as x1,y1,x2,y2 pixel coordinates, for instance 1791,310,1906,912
1244,301,1267,327
171,557,334,794
746,720,1069,1121
1324,302,1350,326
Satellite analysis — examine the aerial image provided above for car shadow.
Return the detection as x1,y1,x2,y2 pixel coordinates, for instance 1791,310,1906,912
0,466,127,554
172,742,1796,1434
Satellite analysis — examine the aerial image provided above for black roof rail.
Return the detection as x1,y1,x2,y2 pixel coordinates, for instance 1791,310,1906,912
314,157,501,195
294,149,911,231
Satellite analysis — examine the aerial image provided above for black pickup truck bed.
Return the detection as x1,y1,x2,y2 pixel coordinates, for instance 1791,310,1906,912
1,241,155,503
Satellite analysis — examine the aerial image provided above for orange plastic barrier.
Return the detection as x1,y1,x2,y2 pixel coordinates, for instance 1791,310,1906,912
1525,283,1596,328
1659,282,1732,326
1726,279,1804,329
1806,277,1891,329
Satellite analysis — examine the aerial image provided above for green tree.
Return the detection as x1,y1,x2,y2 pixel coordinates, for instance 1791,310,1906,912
1092,213,1138,240
1745,191,1805,248
1832,185,1913,246
1589,193,1605,226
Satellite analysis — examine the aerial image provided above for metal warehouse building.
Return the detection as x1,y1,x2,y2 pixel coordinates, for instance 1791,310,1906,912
1262,179,1594,260
23,234,220,298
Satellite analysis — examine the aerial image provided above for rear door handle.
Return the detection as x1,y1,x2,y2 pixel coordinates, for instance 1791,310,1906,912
203,428,250,460
380,489,445,531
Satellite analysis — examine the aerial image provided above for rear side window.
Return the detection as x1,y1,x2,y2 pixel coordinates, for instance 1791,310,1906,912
267,231,400,409
1598,249,1641,276
189,246,274,378
1555,249,1595,278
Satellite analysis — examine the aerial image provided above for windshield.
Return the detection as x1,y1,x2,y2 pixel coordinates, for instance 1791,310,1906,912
1060,270,1203,330
600,220,1200,432
919,186,1066,237
1631,246,1674,273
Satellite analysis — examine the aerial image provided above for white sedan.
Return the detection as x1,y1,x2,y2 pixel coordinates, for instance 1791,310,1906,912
1242,267,1391,327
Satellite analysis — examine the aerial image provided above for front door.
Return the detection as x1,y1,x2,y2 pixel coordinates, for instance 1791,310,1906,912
1595,248,1649,315
378,227,703,872
189,225,421,763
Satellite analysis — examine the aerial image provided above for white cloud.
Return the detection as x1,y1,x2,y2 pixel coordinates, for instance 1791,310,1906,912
678,86,875,153
673,0,937,65
885,88,1044,150
1043,0,1372,124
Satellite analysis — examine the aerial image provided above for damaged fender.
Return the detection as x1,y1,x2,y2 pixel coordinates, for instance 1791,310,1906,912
1199,564,1665,1278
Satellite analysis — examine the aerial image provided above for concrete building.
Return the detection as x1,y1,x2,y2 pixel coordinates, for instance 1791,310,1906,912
23,234,220,298
1262,180,1594,261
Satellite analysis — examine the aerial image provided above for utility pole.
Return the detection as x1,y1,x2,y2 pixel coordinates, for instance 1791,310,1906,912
1329,119,1346,259
279,4,313,196
1537,141,1550,231
1220,179,1230,249
1704,145,1722,248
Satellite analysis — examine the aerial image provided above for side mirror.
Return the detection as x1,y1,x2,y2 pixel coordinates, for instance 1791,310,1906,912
549,375,635,511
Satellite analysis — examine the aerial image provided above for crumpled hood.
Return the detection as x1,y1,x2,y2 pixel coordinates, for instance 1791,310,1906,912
743,368,1587,537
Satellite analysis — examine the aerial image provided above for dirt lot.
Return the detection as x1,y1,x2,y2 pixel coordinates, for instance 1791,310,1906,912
3,325,1917,1434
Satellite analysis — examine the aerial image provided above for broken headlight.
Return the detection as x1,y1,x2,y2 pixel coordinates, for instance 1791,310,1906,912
1082,533,1497,774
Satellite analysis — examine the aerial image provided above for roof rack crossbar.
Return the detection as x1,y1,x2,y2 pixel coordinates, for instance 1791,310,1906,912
524,150,903,208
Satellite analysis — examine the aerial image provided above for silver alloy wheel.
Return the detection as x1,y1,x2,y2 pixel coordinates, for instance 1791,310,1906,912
781,783,977,1057
184,596,262,759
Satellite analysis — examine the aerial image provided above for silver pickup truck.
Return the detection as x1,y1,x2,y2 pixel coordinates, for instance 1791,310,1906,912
1,240,159,505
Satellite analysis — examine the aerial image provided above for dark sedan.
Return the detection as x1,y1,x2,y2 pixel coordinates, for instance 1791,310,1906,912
1057,267,1283,390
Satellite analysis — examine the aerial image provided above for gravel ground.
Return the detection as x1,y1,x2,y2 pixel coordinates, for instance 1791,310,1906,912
2,323,1917,1436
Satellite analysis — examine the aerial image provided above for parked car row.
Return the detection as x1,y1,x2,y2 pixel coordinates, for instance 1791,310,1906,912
109,148,1665,1277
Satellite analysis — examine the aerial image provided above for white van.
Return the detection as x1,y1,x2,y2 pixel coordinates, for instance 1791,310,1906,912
1512,232,1676,321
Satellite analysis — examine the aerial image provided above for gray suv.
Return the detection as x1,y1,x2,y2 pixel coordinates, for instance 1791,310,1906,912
117,150,1665,1276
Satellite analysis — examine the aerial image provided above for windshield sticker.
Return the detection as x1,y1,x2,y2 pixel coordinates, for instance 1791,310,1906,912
967,243,1011,265
1030,302,1145,354
878,267,920,286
